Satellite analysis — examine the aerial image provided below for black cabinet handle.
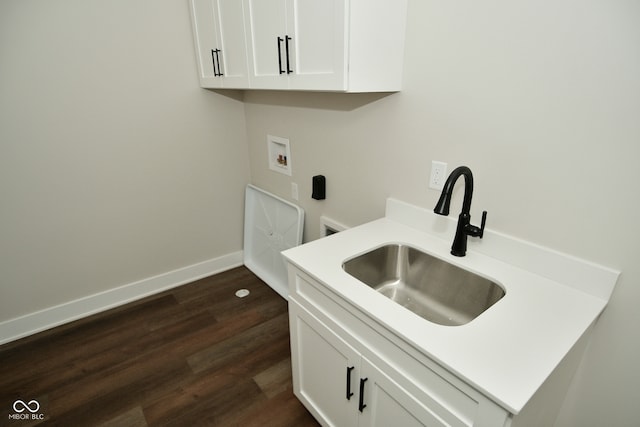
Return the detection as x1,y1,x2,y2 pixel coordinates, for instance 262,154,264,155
277,37,285,74
285,35,293,74
211,49,218,76
346,366,355,400
358,377,368,412
211,49,223,77
217,49,222,76
215,49,223,76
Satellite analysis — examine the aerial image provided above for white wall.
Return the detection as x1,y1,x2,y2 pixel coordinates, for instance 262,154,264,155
1,0,638,424
244,0,640,425
0,0,250,324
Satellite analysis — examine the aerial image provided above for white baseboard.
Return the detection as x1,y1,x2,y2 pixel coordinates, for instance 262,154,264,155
0,251,244,345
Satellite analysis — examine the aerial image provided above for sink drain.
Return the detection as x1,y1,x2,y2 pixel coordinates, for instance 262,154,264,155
235,289,250,298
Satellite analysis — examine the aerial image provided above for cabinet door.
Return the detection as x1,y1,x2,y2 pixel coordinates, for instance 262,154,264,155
287,0,347,91
290,302,359,427
358,356,451,427
190,0,223,87
213,0,250,87
245,0,289,89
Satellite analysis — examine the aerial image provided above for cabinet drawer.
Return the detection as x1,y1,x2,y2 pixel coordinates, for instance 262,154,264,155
291,269,481,426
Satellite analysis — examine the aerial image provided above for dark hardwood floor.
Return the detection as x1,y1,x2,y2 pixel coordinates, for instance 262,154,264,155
0,267,319,427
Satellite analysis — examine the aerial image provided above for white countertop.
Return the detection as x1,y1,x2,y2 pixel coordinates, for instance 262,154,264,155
282,199,619,414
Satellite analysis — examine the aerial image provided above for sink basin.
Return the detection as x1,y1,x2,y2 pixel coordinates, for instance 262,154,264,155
342,244,505,326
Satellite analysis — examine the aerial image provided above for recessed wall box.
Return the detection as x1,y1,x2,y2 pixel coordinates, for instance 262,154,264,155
267,135,292,176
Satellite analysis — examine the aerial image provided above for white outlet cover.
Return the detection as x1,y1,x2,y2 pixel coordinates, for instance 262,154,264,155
429,161,448,190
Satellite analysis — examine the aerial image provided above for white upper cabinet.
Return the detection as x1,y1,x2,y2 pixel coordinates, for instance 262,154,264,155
245,0,347,91
189,0,250,88
244,0,289,89
190,0,408,92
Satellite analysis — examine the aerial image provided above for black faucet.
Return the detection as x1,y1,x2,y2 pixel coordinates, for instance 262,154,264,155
434,166,487,257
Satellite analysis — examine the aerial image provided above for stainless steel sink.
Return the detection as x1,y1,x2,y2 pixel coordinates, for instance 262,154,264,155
342,244,505,326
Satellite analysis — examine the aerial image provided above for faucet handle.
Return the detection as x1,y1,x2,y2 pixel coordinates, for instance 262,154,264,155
479,210,487,238
465,211,487,239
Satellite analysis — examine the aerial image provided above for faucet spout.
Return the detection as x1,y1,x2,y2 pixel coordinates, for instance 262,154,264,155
434,166,474,216
433,166,487,257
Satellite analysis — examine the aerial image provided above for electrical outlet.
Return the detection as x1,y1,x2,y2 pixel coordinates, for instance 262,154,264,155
291,182,299,200
429,161,448,190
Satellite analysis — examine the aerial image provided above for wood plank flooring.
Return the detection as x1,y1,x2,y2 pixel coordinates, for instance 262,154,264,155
0,266,319,427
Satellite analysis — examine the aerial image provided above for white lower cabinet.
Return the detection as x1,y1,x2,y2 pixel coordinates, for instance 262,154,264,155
290,302,447,427
359,357,447,427
288,267,512,427
290,302,358,426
